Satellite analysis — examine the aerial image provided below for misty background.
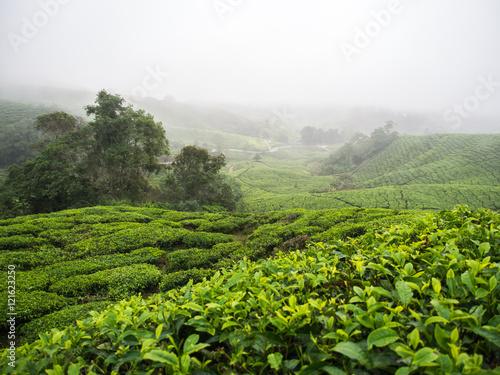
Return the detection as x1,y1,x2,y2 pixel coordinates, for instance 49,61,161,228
1,0,500,135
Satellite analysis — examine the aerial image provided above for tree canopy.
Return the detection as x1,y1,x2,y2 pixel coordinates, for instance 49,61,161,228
84,90,169,200
0,90,170,217
163,146,239,211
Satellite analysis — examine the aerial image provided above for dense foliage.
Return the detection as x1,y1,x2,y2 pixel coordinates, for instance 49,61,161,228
0,205,421,351
0,100,55,168
0,91,169,217
351,134,500,189
301,126,343,145
164,146,240,211
1,206,499,374
84,90,169,201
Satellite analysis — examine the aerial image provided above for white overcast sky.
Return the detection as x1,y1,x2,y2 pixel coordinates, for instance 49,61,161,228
1,0,500,116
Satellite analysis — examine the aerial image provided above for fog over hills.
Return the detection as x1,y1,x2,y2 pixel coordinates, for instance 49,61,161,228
0,0,499,137
1,85,498,141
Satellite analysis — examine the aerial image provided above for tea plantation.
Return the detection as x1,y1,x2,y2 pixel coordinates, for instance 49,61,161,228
233,134,500,212
1,205,500,374
0,205,417,344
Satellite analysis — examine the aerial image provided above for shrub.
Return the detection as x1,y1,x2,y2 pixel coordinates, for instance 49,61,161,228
0,235,48,250
0,223,40,237
164,242,244,272
49,263,162,300
179,219,209,230
3,206,500,374
9,248,166,289
67,227,186,256
38,229,74,247
149,219,181,228
0,246,71,271
0,291,69,327
182,231,233,248
159,268,216,291
198,216,251,233
19,302,112,344
23,218,74,231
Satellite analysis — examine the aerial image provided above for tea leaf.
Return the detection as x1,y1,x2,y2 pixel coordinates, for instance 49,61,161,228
367,327,399,349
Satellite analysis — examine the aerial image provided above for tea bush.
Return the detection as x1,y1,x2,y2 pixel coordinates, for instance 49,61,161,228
0,235,47,250
164,242,241,272
182,231,233,248
48,263,162,300
19,301,112,344
0,246,69,271
0,223,40,237
0,291,69,327
4,206,499,374
159,268,216,291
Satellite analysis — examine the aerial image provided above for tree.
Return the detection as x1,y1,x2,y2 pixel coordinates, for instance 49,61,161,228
0,90,170,217
253,153,262,162
0,118,40,167
84,90,170,200
300,126,316,145
164,146,239,210
35,111,80,141
0,132,96,216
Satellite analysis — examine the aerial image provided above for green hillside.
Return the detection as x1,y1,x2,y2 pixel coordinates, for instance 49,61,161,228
2,205,499,373
353,134,500,188
0,205,418,345
137,97,297,151
233,134,500,212
241,184,500,212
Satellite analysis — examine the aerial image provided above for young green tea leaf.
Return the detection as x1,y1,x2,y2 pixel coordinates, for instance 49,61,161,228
367,327,399,349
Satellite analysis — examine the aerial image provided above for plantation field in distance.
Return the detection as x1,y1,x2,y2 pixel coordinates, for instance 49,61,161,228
227,133,500,212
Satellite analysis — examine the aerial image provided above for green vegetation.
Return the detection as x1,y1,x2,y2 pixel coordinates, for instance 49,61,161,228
2,206,499,373
321,122,399,174
230,133,500,212
163,146,240,211
0,205,421,349
1,97,499,373
0,91,170,217
351,133,500,188
0,100,55,168
301,125,343,145
241,184,500,212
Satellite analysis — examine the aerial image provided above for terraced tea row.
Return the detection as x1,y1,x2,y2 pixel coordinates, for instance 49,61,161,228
242,184,500,212
3,206,499,374
0,205,417,344
353,134,500,188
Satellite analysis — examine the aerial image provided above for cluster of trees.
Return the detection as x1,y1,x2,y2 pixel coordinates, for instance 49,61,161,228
0,91,239,217
322,122,399,174
163,146,240,211
300,126,343,145
0,100,56,168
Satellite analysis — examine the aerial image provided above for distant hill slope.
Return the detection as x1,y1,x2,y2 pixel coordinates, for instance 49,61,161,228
235,134,500,212
352,134,500,188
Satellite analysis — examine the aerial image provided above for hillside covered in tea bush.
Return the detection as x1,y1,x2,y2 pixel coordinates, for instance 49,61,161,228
0,205,420,345
1,205,499,374
236,134,500,212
